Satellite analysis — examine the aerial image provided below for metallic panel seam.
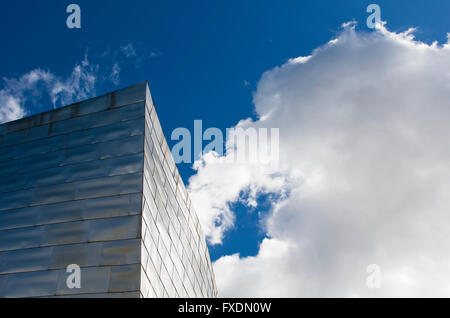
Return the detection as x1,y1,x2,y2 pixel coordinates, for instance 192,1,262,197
0,237,141,259
0,117,145,164
0,152,144,194
0,135,145,178
0,192,142,217
0,95,146,137
0,172,143,212
0,262,141,277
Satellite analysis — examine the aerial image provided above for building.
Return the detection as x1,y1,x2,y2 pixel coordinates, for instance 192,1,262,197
0,82,217,298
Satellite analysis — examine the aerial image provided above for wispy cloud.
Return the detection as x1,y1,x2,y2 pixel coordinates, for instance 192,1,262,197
111,43,160,69
120,43,137,58
0,90,26,124
49,55,98,107
0,54,99,123
0,41,157,124
0,41,161,124
243,80,251,87
109,63,121,85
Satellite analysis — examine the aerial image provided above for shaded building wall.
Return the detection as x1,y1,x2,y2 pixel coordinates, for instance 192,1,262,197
0,83,148,297
0,82,217,298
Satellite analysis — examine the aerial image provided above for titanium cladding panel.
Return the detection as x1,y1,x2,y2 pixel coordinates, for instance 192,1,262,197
0,82,217,298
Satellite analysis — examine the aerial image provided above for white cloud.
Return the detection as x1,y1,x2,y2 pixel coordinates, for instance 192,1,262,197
49,56,98,106
0,54,105,124
0,69,54,123
121,43,137,58
189,22,450,297
109,63,121,86
189,150,288,245
0,93,25,124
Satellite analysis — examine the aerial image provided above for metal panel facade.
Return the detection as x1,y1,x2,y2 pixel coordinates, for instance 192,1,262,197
0,82,217,298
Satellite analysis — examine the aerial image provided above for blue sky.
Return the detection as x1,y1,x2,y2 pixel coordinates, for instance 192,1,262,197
2,0,450,263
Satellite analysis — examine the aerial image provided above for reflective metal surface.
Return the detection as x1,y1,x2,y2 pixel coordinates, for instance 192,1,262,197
0,82,217,298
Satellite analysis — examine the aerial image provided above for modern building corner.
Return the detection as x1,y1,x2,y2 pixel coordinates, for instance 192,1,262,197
0,82,217,298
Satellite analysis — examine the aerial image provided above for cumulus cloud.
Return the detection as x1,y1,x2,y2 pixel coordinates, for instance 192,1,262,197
189,149,288,245
190,22,450,297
